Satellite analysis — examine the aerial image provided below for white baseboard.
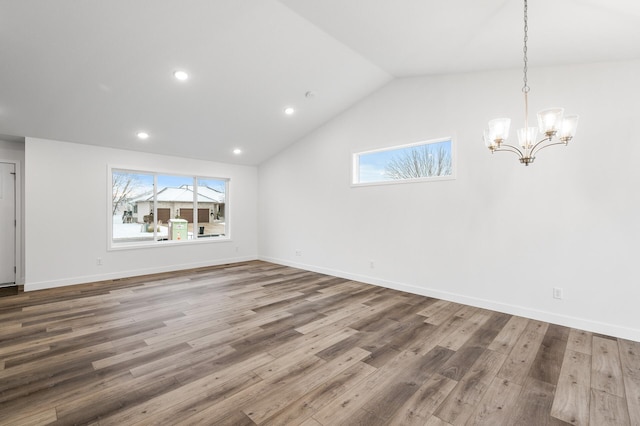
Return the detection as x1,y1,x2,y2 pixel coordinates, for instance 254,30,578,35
259,256,640,343
24,255,258,292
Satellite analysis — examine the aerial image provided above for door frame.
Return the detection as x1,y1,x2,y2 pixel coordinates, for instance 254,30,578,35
0,159,22,286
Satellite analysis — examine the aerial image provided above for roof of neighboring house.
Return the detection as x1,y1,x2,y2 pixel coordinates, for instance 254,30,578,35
131,185,224,203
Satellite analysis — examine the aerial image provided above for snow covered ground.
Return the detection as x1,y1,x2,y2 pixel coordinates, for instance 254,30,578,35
112,216,169,241
112,216,224,242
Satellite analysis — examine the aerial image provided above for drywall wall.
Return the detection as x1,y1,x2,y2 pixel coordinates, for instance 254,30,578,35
25,137,258,290
258,59,640,341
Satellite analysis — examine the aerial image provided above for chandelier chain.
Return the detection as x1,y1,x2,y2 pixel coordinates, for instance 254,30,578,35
522,0,530,130
522,0,529,94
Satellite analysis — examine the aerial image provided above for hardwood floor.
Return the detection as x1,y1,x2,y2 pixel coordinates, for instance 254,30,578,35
0,260,638,425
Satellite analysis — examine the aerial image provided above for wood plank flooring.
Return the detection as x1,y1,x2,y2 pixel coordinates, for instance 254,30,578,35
0,260,637,425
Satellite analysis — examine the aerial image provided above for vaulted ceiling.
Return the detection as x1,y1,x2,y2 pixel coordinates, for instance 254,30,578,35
1,0,639,165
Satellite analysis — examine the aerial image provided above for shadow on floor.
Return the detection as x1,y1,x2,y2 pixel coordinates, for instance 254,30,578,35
0,286,20,297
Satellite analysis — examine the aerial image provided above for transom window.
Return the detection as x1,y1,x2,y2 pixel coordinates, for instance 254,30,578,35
352,137,455,185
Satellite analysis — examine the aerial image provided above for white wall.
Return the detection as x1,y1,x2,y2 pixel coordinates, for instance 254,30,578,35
25,138,258,290
0,138,25,284
258,59,640,341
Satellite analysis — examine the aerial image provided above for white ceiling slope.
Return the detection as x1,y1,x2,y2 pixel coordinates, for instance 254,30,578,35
1,1,639,166
281,0,640,77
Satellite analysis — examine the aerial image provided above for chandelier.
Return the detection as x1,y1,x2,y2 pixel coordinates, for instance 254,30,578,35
483,0,578,166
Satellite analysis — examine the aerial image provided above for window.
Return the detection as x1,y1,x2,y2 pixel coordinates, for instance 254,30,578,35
110,169,228,247
352,137,454,185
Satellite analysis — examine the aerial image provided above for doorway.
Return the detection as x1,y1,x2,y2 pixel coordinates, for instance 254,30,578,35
0,162,16,287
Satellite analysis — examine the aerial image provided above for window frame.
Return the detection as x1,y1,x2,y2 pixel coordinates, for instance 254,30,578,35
107,166,230,251
351,136,456,187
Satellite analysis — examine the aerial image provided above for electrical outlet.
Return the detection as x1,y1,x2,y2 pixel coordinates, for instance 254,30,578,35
295,250,302,256
369,260,375,269
553,287,563,299
96,258,103,266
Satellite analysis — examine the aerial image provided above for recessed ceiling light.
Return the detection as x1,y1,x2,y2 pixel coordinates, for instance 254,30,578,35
233,148,242,155
173,70,189,81
284,107,295,115
137,132,149,140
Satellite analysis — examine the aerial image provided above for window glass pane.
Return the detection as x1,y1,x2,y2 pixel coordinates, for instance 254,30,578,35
354,138,453,184
197,178,227,238
157,175,194,241
112,171,154,244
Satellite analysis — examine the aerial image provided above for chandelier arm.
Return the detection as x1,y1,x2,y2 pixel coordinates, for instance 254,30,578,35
530,140,567,157
493,144,524,158
528,137,551,155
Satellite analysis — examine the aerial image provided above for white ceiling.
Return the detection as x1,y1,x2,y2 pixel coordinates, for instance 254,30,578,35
1,0,639,165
